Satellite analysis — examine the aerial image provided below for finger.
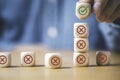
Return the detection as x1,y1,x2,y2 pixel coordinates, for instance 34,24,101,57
93,0,109,17
103,0,120,22
79,0,94,3
106,5,120,23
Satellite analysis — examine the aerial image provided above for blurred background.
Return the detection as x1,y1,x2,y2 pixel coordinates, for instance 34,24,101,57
0,0,120,52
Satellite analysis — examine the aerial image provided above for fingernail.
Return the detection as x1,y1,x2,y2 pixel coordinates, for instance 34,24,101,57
93,2,102,16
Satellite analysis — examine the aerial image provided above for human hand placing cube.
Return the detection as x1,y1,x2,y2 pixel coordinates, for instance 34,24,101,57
76,0,120,23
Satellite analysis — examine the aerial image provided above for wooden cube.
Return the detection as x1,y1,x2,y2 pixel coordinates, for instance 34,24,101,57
0,52,11,67
21,51,35,67
45,53,62,69
74,23,88,38
96,51,111,66
74,38,89,52
73,53,89,67
76,2,91,19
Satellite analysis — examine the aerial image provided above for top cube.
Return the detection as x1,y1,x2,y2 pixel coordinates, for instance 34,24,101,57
76,2,91,20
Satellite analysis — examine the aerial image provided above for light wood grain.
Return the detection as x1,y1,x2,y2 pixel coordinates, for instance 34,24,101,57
0,45,120,80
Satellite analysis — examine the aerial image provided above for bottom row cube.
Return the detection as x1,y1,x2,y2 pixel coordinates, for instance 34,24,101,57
45,53,62,69
96,51,111,66
21,52,35,67
0,52,11,67
73,53,89,67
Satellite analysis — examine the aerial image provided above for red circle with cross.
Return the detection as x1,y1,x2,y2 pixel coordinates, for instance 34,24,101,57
77,25,86,34
24,55,33,64
97,53,107,63
51,56,60,66
77,40,86,49
77,55,86,64
0,55,7,65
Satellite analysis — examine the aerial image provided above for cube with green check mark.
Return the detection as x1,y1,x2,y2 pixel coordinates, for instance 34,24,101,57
76,2,91,20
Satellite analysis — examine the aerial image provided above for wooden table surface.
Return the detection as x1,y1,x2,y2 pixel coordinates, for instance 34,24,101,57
0,45,120,80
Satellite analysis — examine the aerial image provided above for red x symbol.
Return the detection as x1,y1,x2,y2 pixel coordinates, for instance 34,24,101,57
77,40,86,49
0,55,7,64
24,55,33,64
97,54,107,63
77,55,86,64
77,25,86,34
51,56,60,66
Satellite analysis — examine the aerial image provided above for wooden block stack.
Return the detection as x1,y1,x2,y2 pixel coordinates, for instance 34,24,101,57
73,23,89,67
73,0,91,67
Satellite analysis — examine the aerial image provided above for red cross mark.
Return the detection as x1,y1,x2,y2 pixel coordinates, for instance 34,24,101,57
77,25,86,34
77,40,86,49
77,55,86,64
97,54,107,63
24,55,33,64
51,56,60,66
0,55,7,64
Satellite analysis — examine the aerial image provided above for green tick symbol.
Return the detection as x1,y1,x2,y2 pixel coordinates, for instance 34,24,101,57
78,6,88,15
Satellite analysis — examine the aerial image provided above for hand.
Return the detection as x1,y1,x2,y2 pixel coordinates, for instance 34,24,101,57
93,0,120,23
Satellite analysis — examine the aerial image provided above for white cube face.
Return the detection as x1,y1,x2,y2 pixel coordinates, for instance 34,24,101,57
73,53,89,67
74,23,88,38
21,52,35,67
96,51,111,66
45,53,62,69
76,2,91,20
0,52,11,67
74,38,88,52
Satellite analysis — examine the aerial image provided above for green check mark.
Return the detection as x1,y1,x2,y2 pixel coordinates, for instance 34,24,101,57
78,6,88,15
